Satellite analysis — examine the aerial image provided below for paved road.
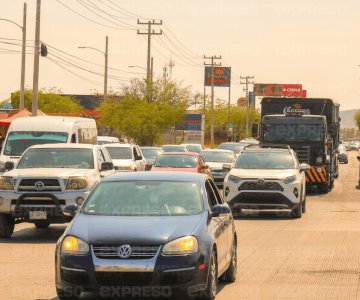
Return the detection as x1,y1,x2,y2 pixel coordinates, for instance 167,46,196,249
0,152,359,300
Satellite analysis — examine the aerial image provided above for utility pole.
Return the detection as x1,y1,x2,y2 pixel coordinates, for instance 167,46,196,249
240,75,255,138
167,55,175,80
32,0,41,116
137,19,162,101
20,2,27,110
150,57,154,101
163,65,168,82
104,35,108,101
204,55,222,147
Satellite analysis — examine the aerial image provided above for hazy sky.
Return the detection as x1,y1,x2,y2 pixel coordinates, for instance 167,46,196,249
1,0,360,110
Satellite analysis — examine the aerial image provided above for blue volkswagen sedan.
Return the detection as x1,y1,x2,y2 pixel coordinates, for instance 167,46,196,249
55,172,237,300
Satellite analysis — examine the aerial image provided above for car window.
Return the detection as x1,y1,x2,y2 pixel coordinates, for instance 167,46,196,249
209,180,224,204
235,151,296,169
154,155,198,168
205,180,219,210
101,148,112,162
97,149,106,167
135,146,142,159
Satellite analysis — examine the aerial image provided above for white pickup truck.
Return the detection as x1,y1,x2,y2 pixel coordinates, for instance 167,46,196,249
0,143,115,237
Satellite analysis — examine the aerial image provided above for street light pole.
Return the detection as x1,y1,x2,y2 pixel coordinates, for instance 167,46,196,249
20,2,27,110
78,36,108,102
0,2,27,110
32,0,41,116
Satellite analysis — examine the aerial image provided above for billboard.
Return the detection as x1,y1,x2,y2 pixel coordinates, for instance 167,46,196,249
254,83,305,97
175,114,205,145
204,67,231,87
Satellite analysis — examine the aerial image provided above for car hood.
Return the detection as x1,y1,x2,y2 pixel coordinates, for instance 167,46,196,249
151,167,198,173
4,168,97,178
112,159,134,167
69,213,204,245
229,168,296,179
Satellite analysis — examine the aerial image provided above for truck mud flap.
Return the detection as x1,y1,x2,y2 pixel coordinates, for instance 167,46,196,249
305,166,327,184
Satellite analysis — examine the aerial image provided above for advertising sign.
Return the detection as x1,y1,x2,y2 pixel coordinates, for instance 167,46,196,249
254,83,305,97
204,67,231,87
237,97,247,107
175,114,205,144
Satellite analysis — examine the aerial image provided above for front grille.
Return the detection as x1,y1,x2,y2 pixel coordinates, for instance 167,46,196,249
239,181,284,192
18,179,61,192
95,272,152,286
93,245,160,259
11,199,66,205
293,147,311,164
214,177,224,183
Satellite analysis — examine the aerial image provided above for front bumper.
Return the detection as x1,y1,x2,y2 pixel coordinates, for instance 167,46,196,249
224,179,301,210
56,246,209,297
0,190,86,222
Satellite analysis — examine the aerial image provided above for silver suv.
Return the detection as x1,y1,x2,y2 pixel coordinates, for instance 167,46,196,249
223,146,310,218
0,144,115,237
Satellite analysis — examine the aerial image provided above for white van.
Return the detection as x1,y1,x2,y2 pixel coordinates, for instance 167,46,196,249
0,116,97,171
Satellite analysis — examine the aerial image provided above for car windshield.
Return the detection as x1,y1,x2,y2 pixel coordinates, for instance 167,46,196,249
17,148,94,169
200,151,233,163
3,132,68,156
263,124,324,142
141,148,162,159
161,145,187,152
217,143,246,153
83,181,203,216
106,147,132,159
154,155,198,168
235,152,295,169
185,145,202,153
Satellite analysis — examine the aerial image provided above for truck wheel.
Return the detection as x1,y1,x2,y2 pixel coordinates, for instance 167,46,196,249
319,183,329,194
0,213,15,238
34,222,50,229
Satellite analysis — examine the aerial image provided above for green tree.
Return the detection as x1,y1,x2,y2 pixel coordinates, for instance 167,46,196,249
355,111,360,130
98,79,190,145
11,89,83,113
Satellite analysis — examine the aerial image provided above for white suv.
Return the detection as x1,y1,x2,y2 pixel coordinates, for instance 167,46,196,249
223,146,309,218
0,144,115,237
104,143,146,171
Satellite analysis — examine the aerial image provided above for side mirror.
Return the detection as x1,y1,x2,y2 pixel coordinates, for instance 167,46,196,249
211,204,231,217
135,155,143,160
201,164,209,170
63,203,78,218
5,161,14,171
357,156,360,161
299,163,311,172
100,161,114,171
222,163,231,172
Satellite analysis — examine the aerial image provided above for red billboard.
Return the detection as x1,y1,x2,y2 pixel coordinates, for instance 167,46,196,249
254,83,306,97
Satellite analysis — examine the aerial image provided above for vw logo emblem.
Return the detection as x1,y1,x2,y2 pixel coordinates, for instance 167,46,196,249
34,181,45,191
257,179,265,185
118,244,132,259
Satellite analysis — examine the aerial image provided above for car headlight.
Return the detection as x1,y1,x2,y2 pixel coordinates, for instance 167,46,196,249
62,236,89,255
282,175,297,184
0,177,14,191
66,177,88,190
316,156,323,164
227,174,241,183
162,236,198,255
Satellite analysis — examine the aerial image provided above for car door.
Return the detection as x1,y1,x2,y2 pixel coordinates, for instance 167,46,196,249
134,146,146,171
96,148,113,178
205,179,228,274
209,179,233,265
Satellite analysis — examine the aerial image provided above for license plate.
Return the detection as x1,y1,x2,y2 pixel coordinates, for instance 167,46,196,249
29,211,47,220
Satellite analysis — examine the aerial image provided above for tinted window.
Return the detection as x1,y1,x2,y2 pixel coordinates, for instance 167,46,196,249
154,155,198,168
263,124,324,142
141,148,162,159
235,152,295,169
205,180,218,210
17,148,94,169
217,143,245,153
186,145,202,153
106,147,132,159
83,181,203,216
4,132,68,156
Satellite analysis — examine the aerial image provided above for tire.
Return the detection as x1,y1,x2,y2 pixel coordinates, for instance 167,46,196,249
0,213,15,238
302,193,306,214
291,202,302,218
221,238,237,283
56,287,80,300
34,221,50,229
319,183,329,194
200,250,217,300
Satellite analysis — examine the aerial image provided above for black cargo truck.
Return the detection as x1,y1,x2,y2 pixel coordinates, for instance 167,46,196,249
258,97,340,193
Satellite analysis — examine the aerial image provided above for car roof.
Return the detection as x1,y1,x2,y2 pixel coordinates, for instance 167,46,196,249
103,171,206,183
28,143,97,150
161,144,187,147
159,152,199,156
103,143,134,148
200,149,233,153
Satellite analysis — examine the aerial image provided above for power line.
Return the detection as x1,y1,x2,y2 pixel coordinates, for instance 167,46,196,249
105,0,152,20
